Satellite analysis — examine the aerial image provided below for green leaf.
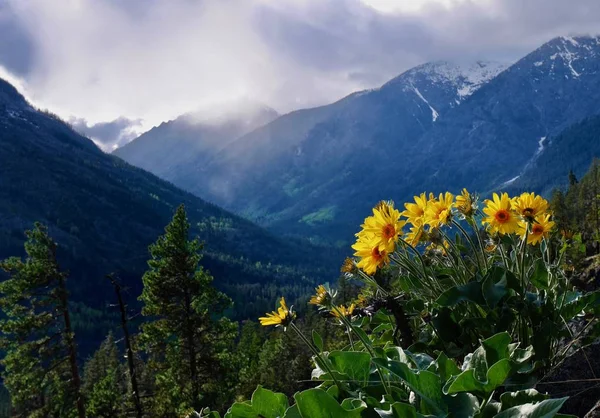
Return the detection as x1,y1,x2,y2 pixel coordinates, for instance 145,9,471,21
431,307,462,342
328,351,372,385
312,330,324,352
561,291,600,320
494,398,568,418
436,281,485,307
283,405,302,418
445,392,480,418
443,369,483,394
294,389,365,418
500,389,548,410
251,386,289,418
435,352,461,382
225,402,259,418
483,358,512,393
352,325,373,348
481,332,511,364
530,259,549,290
465,346,489,382
375,402,418,418
372,358,446,415
482,268,510,308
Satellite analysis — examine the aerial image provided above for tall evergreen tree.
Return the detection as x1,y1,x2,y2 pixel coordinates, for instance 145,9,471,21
83,332,126,417
139,205,236,415
0,223,85,417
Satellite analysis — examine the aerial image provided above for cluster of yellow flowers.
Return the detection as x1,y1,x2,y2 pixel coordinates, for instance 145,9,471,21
483,192,554,244
351,190,555,275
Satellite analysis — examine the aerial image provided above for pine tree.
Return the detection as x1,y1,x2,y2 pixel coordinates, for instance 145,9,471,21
83,332,126,417
0,223,85,417
139,205,236,415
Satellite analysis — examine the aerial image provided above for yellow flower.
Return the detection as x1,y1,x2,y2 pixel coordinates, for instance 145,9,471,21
401,193,429,227
309,285,331,307
355,294,368,308
332,304,355,319
405,225,424,247
340,257,356,273
424,192,454,228
351,234,390,275
512,192,549,222
358,201,405,252
519,214,555,245
455,188,476,217
259,297,296,328
482,193,519,235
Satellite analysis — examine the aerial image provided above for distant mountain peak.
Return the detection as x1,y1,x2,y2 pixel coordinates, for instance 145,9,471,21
380,60,509,111
523,34,600,79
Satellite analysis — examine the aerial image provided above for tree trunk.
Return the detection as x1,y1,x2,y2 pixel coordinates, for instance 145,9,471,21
109,275,143,418
58,277,86,418
184,289,200,410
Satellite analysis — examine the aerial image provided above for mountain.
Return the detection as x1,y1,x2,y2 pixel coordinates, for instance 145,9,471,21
508,114,600,194
0,77,340,351
114,101,278,187
116,60,506,244
112,35,600,249
407,36,600,196
179,36,600,246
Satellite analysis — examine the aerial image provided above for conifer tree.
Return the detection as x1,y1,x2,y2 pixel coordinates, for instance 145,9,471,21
139,205,236,415
0,223,85,417
83,332,126,417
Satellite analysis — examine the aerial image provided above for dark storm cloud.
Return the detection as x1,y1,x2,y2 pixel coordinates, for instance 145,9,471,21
0,0,599,147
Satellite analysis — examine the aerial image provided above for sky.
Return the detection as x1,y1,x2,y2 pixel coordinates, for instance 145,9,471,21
1,0,600,150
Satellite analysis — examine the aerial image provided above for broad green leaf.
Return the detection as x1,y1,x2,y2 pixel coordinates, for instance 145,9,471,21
436,281,485,307
312,330,324,352
328,351,372,384
431,307,462,342
483,358,512,393
352,325,373,348
494,398,568,418
375,402,418,418
530,259,549,290
372,358,446,415
251,386,289,418
445,392,480,418
481,332,511,365
294,389,365,418
224,402,259,418
443,369,483,394
500,389,548,410
561,290,600,320
464,346,489,382
482,268,509,308
480,401,502,418
283,405,302,418
435,352,461,382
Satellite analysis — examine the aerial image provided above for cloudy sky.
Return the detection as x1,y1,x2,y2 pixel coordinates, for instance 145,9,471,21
1,0,600,150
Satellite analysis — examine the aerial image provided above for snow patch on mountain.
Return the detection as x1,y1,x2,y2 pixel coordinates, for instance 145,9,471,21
411,85,439,121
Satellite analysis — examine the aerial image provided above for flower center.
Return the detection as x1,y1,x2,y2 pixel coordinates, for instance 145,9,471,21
495,209,510,223
382,224,396,239
532,224,544,235
524,208,534,217
371,247,386,263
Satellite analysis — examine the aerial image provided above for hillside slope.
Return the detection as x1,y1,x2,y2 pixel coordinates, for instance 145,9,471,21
0,78,339,321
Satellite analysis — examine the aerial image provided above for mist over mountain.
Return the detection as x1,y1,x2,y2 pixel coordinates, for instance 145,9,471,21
115,36,600,247
0,78,339,351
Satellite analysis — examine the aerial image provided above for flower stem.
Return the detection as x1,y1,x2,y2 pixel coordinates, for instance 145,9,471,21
290,322,341,389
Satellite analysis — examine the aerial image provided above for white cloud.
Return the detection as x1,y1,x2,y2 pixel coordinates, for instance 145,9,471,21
2,0,600,148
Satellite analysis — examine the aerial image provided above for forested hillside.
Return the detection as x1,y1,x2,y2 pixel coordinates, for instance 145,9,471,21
0,77,341,351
